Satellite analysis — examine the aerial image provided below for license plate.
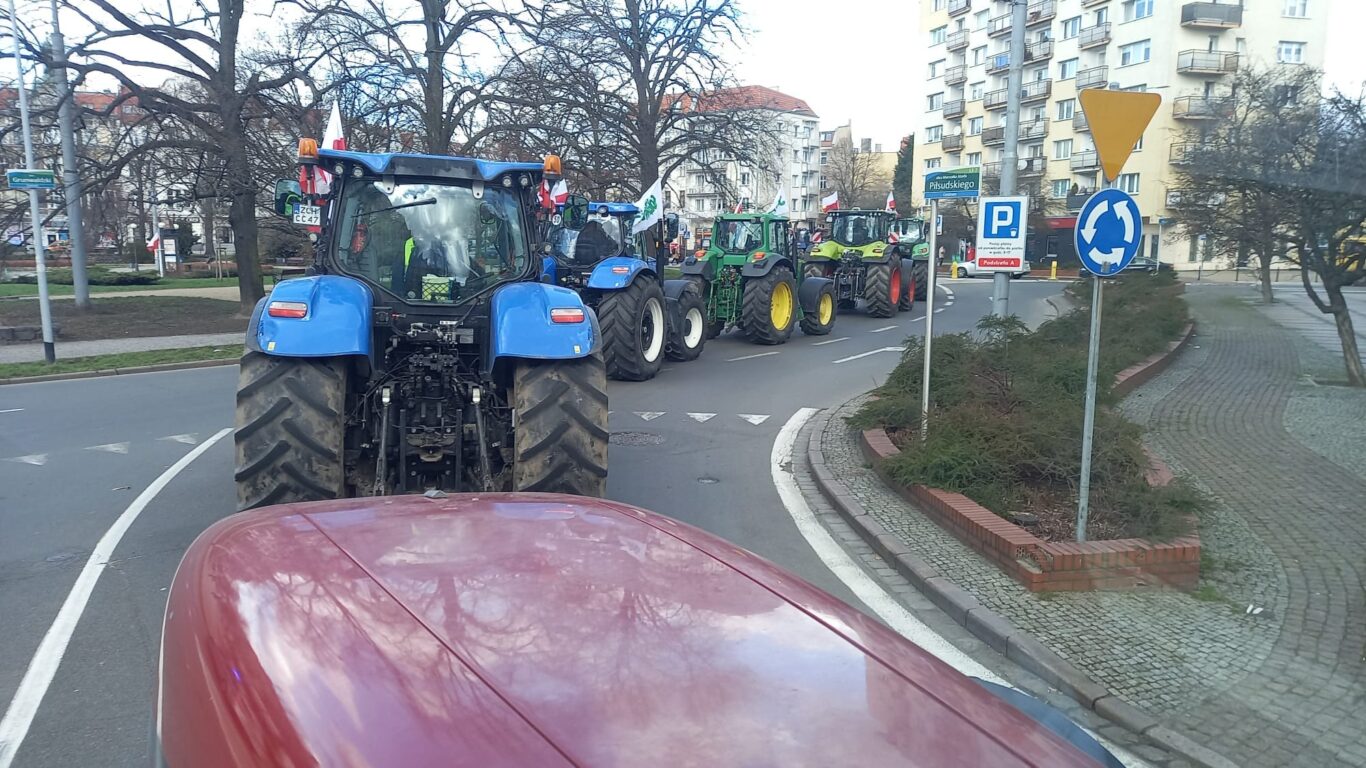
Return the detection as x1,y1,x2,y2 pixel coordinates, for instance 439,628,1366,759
292,205,321,226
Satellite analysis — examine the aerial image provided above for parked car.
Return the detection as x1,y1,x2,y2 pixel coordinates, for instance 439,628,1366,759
1122,256,1173,273
954,249,1032,279
156,494,1121,767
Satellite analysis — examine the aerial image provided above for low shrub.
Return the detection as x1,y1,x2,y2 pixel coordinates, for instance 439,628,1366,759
8,268,162,286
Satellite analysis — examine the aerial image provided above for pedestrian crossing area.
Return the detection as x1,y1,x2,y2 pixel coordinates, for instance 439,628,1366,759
609,411,774,426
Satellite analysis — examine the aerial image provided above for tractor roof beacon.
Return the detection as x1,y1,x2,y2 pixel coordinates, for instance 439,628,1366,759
544,199,703,379
235,141,609,510
805,209,917,317
681,211,837,344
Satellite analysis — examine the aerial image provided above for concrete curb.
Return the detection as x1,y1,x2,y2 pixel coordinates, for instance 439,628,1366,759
0,357,238,386
805,407,1228,768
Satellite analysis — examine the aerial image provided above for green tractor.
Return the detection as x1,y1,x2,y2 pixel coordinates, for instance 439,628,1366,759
680,212,836,344
891,216,931,301
805,209,915,317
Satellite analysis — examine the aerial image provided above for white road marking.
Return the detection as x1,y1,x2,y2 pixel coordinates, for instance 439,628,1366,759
726,351,780,362
941,285,955,299
934,308,946,313
0,427,232,768
909,315,925,322
738,414,771,425
769,410,1146,768
85,442,130,454
0,408,22,414
811,337,849,346
634,411,665,421
686,412,716,422
159,434,198,445
5,454,47,466
833,347,901,364
869,325,898,333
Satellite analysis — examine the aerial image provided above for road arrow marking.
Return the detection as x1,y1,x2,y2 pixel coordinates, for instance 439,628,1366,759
85,442,130,454
812,336,849,346
6,454,47,466
832,347,902,364
726,351,780,362
738,414,770,425
1080,198,1108,243
634,411,665,421
686,413,716,422
159,434,198,445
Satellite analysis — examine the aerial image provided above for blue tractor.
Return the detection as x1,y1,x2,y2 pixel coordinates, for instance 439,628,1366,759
542,200,705,380
234,144,608,509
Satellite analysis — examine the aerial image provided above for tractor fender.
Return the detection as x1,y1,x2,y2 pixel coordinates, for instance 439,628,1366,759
740,256,792,278
862,244,895,264
680,257,714,280
899,257,915,288
661,278,693,301
254,275,372,358
586,256,656,290
244,296,268,353
490,282,597,363
806,243,840,262
798,275,834,313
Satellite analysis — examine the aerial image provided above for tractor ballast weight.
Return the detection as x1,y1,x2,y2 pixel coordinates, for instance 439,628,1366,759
681,212,836,344
235,145,609,511
805,209,916,317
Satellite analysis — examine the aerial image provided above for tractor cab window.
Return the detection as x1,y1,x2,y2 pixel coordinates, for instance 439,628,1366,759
714,218,765,254
892,218,927,244
770,221,789,256
553,209,628,265
829,212,886,247
335,180,528,304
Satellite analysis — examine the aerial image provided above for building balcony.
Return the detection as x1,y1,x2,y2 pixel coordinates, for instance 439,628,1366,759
1169,142,1207,164
987,52,1011,75
948,0,971,16
943,134,964,152
1067,189,1099,211
985,87,1008,110
944,99,966,119
1173,94,1233,120
1019,118,1050,141
1027,39,1054,61
1078,22,1111,49
1027,1,1056,26
945,64,967,85
947,29,969,51
988,13,1012,38
1082,0,1108,6
1070,150,1100,171
1181,2,1242,28
1020,79,1052,104
1019,156,1047,176
1076,65,1109,90
981,125,1006,145
1073,111,1090,132
1177,49,1239,75
983,162,1002,181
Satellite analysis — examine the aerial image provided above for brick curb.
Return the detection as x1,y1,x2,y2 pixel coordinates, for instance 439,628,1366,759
0,357,238,386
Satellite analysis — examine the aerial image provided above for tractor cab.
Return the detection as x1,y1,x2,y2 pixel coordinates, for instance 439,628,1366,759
551,201,642,272
823,209,894,250
890,217,928,251
699,212,790,265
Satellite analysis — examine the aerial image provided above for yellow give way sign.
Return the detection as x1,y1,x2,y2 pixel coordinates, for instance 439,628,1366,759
1078,90,1162,181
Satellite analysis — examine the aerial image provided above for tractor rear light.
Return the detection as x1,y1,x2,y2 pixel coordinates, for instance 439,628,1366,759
611,266,631,274
695,250,707,259
751,251,766,262
267,301,308,318
550,307,585,323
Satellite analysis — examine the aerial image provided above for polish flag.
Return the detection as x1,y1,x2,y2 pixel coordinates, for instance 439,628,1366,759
538,179,554,209
314,102,347,195
821,191,839,212
145,232,160,253
886,191,896,212
812,230,823,244
551,179,569,206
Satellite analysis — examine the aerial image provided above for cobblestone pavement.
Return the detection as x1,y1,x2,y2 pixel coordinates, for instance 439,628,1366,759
817,288,1366,767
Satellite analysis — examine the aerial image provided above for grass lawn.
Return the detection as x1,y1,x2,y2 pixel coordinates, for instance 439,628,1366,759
0,345,239,380
0,296,247,340
0,275,240,297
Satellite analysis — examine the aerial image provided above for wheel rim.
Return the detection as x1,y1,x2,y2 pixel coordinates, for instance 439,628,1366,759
890,268,901,304
818,293,833,324
770,281,793,329
642,297,665,362
683,306,704,347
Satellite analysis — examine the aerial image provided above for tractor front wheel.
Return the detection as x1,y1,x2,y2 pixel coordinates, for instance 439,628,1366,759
666,281,706,361
598,276,666,381
911,259,929,300
234,352,347,511
741,266,797,345
799,281,837,336
864,262,897,319
512,353,609,497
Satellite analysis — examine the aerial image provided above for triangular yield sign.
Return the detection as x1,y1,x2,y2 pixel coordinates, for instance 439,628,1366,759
1077,90,1161,181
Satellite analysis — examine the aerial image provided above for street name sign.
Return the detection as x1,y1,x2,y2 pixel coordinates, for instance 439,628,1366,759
1074,189,1142,276
1076,90,1161,182
974,195,1028,270
5,169,56,190
924,166,980,200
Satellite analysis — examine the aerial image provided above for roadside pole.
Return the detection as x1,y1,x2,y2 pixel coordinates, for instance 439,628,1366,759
150,168,165,278
48,0,88,308
993,0,1028,317
920,198,938,439
7,0,56,363
1074,271,1103,540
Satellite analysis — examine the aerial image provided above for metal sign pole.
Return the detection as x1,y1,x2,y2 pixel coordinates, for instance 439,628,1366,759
8,0,55,362
1075,274,1103,541
920,198,939,440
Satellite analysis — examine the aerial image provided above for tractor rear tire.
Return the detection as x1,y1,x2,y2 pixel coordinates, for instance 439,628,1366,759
234,352,347,511
803,262,829,281
741,265,797,345
864,262,897,319
799,281,837,336
598,276,666,381
512,353,609,497
684,276,725,339
911,260,928,300
898,260,915,312
666,281,706,361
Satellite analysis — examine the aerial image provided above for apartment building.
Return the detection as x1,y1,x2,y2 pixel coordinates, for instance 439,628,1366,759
912,0,1328,268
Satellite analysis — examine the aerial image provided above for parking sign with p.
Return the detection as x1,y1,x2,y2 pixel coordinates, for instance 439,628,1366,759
974,195,1028,270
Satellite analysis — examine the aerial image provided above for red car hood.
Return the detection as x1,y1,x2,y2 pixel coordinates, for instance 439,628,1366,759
159,494,1101,767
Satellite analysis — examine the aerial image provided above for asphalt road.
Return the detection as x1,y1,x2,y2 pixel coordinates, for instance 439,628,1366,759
0,277,1065,767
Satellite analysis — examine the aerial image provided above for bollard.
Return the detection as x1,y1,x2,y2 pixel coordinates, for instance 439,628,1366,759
951,260,959,279
1050,261,1057,280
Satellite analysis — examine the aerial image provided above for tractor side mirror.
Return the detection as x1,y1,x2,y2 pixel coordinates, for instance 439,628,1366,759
562,193,589,230
274,179,302,217
663,212,680,240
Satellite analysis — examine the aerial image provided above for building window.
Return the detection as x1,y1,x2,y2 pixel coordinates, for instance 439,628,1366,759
1053,139,1073,160
1133,135,1144,151
1122,0,1153,21
1284,0,1308,17
929,59,945,78
1051,180,1070,199
819,150,828,164
975,10,989,29
966,152,982,165
968,116,984,135
972,45,987,66
1277,41,1306,63
1095,7,1109,24
933,0,945,9
1117,173,1140,193
931,25,947,45
1059,58,1078,79
928,92,944,110
1120,39,1152,66
926,126,943,142
969,81,985,100
740,172,750,186
925,158,942,170
1057,98,1075,120
1061,16,1080,39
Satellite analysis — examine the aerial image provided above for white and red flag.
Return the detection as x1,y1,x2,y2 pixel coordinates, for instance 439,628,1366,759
821,191,839,212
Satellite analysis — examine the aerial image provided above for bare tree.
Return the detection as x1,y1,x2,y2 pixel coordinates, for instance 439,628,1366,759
824,136,887,210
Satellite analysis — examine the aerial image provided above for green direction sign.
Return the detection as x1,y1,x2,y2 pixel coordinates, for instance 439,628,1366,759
924,166,980,200
6,169,56,190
